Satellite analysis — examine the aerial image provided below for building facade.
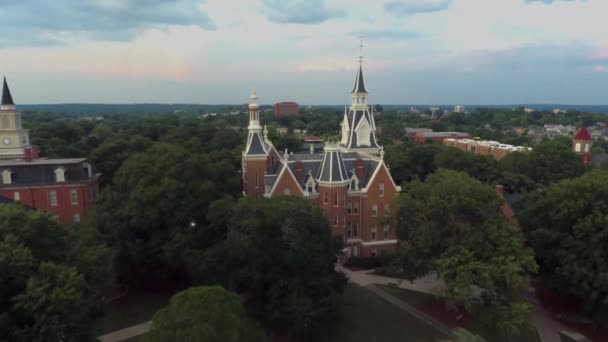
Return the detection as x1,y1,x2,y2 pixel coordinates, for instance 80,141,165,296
412,131,471,144
444,138,532,160
0,77,99,225
242,56,401,257
274,102,299,117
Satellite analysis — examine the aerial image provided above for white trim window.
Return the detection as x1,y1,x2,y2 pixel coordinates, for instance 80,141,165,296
334,192,338,206
353,202,359,214
324,191,328,205
371,225,377,241
13,191,20,201
1,169,12,185
383,225,390,240
384,203,390,214
70,189,78,206
54,167,66,183
372,204,378,217
334,215,339,227
73,213,81,224
379,183,384,197
49,190,58,207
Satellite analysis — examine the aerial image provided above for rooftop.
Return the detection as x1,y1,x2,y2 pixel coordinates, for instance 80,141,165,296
0,158,87,166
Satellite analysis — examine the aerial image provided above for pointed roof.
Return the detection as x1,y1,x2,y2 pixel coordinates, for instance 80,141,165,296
574,127,592,141
317,145,349,183
351,63,368,94
2,77,14,105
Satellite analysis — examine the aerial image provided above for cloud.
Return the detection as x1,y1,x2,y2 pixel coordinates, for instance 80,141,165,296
384,0,452,15
594,65,606,72
0,0,215,47
524,0,579,4
261,0,346,24
351,30,422,40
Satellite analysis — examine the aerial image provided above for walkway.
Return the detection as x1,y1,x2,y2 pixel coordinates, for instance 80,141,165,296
97,321,151,342
336,264,445,294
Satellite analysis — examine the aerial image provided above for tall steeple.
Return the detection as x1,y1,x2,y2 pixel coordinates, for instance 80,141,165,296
350,40,368,108
2,77,15,109
244,88,268,156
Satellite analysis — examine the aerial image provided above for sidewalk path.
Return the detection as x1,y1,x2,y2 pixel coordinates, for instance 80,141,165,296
336,264,445,294
97,321,151,342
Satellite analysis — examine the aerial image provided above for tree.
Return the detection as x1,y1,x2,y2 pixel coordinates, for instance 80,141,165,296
519,170,608,313
0,205,109,341
454,328,486,342
146,286,264,342
526,137,586,185
394,170,537,336
198,196,346,338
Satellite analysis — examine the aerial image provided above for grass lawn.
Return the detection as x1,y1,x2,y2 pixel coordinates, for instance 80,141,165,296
378,284,541,342
319,284,449,342
94,290,173,336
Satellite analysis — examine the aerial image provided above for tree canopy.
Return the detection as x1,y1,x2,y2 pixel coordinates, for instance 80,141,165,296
394,169,537,336
146,286,264,342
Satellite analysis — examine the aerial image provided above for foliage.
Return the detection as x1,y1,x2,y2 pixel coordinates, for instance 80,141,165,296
526,137,586,185
394,170,538,335
145,286,264,342
519,170,608,312
198,196,347,338
454,328,486,342
0,205,111,341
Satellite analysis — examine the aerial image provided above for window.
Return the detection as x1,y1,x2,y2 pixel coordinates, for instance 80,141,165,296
350,180,356,190
384,203,390,214
283,188,290,195
353,222,358,237
347,222,352,238
1,170,12,185
54,167,66,183
344,193,346,207
354,202,359,214
73,214,81,224
49,190,58,207
255,172,259,187
347,203,352,214
13,191,20,201
324,191,328,205
334,192,338,206
379,183,384,197
334,215,338,226
371,225,377,241
575,143,581,152
383,225,390,240
585,143,590,153
372,204,378,217
70,189,78,205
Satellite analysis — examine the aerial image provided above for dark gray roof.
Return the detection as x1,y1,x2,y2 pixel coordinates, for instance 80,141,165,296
245,132,267,155
351,64,368,94
0,159,94,187
2,77,14,105
317,148,349,183
264,174,277,189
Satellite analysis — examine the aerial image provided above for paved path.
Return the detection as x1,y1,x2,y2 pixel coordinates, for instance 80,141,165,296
97,321,151,342
336,265,445,294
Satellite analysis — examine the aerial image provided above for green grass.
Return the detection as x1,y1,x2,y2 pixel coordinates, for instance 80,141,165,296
378,285,541,342
94,290,173,336
319,285,448,342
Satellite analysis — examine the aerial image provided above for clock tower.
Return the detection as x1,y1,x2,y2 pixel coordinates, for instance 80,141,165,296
0,77,33,160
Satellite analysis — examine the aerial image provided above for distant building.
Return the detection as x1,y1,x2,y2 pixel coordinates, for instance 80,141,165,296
0,78,99,225
454,105,465,113
572,127,592,165
405,128,433,139
444,138,532,160
544,124,576,138
412,131,471,144
274,102,299,117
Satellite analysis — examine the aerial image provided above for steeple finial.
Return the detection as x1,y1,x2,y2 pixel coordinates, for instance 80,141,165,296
2,77,15,106
250,88,258,101
263,125,268,141
359,37,364,64
351,39,368,94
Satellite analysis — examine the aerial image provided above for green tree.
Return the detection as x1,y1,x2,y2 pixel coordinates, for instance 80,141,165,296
519,170,608,313
454,328,486,342
199,196,346,338
394,170,537,336
146,286,264,342
526,137,586,185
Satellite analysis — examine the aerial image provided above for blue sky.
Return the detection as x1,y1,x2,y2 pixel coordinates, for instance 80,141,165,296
0,0,606,105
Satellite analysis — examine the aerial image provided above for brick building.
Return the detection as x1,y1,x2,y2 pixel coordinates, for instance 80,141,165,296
242,55,401,257
0,77,99,225
274,102,299,117
443,138,531,160
572,127,592,165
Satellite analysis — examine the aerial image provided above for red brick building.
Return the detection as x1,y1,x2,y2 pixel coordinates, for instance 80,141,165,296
572,127,592,165
242,56,401,257
444,138,532,160
0,77,99,225
274,102,299,117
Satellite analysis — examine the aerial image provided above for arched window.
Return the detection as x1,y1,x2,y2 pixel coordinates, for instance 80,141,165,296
372,204,378,217
585,143,590,153
575,143,581,152
54,167,66,183
1,169,12,185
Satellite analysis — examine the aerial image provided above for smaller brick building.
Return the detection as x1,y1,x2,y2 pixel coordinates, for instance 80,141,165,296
412,131,471,144
274,102,299,117
444,138,531,160
0,77,99,225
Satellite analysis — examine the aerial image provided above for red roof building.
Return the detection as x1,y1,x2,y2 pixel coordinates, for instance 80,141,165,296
274,102,299,117
573,127,592,165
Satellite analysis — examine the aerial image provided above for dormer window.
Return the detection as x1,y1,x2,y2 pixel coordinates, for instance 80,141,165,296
1,169,12,185
54,167,66,183
305,176,316,194
350,174,360,191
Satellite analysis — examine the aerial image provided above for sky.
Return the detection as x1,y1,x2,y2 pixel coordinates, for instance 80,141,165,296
0,0,607,105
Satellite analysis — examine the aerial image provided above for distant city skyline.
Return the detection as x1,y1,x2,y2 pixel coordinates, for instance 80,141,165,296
0,0,607,105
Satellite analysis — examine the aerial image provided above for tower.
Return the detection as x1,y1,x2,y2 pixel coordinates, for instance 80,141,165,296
573,127,592,165
242,89,271,198
340,44,380,154
316,143,349,236
0,77,35,160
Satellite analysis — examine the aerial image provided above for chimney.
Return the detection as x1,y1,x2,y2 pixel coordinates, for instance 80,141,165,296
495,184,505,198
295,160,303,182
355,158,364,180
